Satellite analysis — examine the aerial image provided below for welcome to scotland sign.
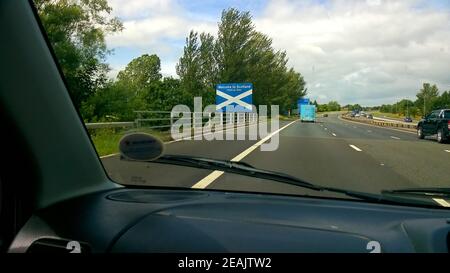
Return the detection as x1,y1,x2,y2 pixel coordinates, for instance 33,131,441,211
215,83,253,112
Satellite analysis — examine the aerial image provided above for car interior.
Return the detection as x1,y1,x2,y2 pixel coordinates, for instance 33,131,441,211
1,0,450,254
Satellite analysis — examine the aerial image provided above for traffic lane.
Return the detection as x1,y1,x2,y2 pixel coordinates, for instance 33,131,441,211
102,138,259,188
320,115,419,142
211,121,417,194
288,114,415,142
348,138,450,188
310,114,450,188
281,118,332,139
332,113,448,144
164,119,290,157
102,121,290,188
313,114,449,188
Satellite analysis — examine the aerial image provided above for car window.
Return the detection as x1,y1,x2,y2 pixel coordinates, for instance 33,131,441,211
444,111,450,119
33,0,450,209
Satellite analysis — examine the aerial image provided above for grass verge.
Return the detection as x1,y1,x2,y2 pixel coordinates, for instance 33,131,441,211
370,111,420,122
90,128,172,157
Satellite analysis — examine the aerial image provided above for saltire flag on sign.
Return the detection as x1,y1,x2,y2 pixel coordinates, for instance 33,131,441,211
215,83,253,112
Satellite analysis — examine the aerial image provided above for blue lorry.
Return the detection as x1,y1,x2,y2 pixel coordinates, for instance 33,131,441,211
300,104,316,122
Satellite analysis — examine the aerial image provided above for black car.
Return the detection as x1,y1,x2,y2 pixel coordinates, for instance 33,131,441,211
404,117,413,123
417,109,450,143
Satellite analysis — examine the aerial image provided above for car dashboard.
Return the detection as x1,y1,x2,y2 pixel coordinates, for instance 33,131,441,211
8,188,450,253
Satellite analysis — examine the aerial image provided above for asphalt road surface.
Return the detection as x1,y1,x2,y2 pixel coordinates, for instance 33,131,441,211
101,113,450,199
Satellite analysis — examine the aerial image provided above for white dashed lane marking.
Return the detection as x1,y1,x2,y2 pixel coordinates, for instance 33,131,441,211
433,198,450,207
349,144,362,152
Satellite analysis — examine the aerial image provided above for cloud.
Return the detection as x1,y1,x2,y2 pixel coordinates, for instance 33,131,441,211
105,0,217,79
108,0,180,19
104,0,450,105
366,0,382,6
254,0,450,105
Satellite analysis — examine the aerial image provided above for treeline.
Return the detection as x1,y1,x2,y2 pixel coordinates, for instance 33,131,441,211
311,101,366,113
313,82,450,116
379,83,450,117
313,100,341,112
81,54,190,121
36,1,307,123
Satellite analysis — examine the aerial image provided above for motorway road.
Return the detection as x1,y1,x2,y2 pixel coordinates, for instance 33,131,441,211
101,113,450,199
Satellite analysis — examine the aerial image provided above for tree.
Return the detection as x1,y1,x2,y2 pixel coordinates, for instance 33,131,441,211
394,99,414,116
34,0,123,109
142,77,188,111
218,10,307,111
115,54,189,113
327,101,341,111
117,54,162,91
199,32,219,101
176,31,205,106
432,90,450,110
277,68,307,111
177,8,307,113
81,53,189,122
317,104,328,112
80,80,146,122
416,83,439,115
216,8,254,83
348,104,362,111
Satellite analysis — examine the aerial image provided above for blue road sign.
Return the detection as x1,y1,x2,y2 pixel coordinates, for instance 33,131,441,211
298,98,310,115
216,83,253,112
298,98,310,105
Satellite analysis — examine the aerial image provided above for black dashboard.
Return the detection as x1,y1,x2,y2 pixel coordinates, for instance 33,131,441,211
8,188,450,253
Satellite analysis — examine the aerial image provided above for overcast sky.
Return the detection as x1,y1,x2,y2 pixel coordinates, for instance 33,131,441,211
105,0,450,106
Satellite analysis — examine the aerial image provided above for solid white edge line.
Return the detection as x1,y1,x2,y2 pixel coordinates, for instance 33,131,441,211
100,153,119,159
390,136,401,140
444,150,450,153
191,120,298,189
433,198,450,207
231,120,296,162
349,144,362,152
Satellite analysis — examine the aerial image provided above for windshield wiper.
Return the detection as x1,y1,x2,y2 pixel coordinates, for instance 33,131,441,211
155,154,322,191
121,154,449,208
127,154,385,202
382,188,450,197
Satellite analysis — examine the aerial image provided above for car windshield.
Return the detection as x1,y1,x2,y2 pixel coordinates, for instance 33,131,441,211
34,0,450,207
